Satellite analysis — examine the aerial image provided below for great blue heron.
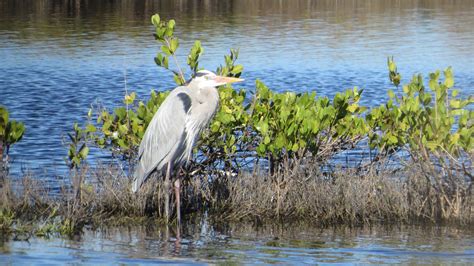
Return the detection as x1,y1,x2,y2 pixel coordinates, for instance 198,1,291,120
132,70,243,224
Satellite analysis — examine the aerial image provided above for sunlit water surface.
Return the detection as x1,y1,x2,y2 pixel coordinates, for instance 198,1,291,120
1,223,474,264
1,0,473,175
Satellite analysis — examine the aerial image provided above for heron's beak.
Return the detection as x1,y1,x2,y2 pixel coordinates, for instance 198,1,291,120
214,76,245,85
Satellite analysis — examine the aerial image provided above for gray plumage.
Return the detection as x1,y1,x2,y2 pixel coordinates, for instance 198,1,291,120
132,70,242,193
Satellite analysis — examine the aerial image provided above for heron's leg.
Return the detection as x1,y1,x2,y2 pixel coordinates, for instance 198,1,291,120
174,220,182,254
164,161,172,223
174,178,181,226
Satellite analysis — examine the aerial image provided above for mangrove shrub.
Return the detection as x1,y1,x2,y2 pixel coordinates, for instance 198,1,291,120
367,61,473,166
67,14,473,182
0,106,25,163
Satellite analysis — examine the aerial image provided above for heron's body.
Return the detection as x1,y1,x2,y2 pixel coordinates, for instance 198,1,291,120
131,70,243,224
132,84,219,192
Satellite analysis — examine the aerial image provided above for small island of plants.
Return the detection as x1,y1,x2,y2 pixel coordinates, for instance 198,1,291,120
1,14,472,238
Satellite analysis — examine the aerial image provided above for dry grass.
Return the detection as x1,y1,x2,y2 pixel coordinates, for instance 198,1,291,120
210,163,472,226
0,160,472,237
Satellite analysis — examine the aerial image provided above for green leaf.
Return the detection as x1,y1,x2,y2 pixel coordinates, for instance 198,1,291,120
450,100,461,109
0,106,9,134
5,121,25,144
256,143,266,156
173,74,184,85
231,65,243,75
118,124,128,134
154,53,163,66
426,141,438,150
264,135,271,144
168,19,176,29
85,124,96,133
169,38,179,54
117,139,128,149
114,107,127,120
387,134,398,145
291,142,299,152
165,28,173,37
210,121,221,133
151,14,160,27
124,92,136,105
259,121,269,134
452,89,459,97
79,145,89,159
444,67,454,88
402,85,409,94
72,157,81,167
347,104,358,113
388,90,395,99
161,46,171,56
275,134,286,149
387,57,397,72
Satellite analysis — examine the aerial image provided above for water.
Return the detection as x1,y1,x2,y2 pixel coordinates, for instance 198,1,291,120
1,223,473,264
1,0,473,175
1,1,473,262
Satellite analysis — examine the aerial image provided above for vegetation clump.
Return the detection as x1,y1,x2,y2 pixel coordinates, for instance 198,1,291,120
0,13,472,238
0,106,25,179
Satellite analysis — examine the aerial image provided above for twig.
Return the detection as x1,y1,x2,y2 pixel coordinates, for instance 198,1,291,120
165,38,186,82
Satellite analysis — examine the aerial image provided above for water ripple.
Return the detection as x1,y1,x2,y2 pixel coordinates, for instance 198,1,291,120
0,0,473,177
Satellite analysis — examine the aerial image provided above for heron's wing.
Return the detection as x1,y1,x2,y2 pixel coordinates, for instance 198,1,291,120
132,87,191,191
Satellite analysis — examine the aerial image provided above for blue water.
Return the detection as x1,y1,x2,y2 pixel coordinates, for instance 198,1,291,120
1,0,473,175
1,224,473,264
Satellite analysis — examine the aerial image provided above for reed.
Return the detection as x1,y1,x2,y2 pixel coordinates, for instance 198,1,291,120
1,158,472,239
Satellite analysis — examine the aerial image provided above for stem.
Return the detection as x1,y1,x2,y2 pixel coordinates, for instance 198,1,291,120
0,140,4,180
123,67,134,167
0,139,3,161
165,38,185,83
124,67,129,126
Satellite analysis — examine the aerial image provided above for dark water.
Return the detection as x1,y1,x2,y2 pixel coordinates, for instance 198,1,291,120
1,0,474,175
1,223,474,264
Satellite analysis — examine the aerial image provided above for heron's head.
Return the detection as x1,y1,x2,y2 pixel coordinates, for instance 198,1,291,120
191,70,244,89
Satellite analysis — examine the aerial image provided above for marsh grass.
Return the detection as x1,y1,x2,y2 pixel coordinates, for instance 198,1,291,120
212,163,472,226
0,157,472,240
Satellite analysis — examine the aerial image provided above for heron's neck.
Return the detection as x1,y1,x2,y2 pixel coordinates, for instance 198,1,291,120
195,86,219,105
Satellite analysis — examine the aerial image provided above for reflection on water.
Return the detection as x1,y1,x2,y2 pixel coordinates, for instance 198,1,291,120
1,222,473,264
0,0,473,174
